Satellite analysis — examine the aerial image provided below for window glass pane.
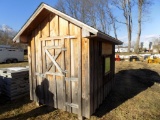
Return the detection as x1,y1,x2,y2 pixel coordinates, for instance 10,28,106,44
105,57,110,73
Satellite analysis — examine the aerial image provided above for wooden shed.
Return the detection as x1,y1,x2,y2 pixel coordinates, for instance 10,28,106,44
13,3,122,119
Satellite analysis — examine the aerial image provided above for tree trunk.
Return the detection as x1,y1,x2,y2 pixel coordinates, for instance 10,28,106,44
127,24,132,52
120,0,132,53
135,0,142,53
126,15,132,53
113,21,117,39
128,0,132,53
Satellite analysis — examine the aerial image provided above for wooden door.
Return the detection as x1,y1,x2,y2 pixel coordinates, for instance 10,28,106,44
35,36,65,108
35,36,81,114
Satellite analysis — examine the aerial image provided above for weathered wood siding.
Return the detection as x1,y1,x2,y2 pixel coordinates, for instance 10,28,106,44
102,42,112,55
90,39,115,115
27,13,90,118
82,37,90,117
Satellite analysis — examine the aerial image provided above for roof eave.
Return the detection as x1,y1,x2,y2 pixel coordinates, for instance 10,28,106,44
96,32,123,45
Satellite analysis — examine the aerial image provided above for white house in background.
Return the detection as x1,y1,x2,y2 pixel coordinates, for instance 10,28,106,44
115,46,134,52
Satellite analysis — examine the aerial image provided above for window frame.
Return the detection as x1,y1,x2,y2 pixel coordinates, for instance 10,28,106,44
105,57,111,74
103,55,111,76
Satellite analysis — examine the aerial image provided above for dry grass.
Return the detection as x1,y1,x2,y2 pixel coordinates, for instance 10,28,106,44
0,61,160,120
0,62,28,68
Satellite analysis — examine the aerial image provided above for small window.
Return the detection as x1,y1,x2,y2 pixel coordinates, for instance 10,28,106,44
105,57,110,73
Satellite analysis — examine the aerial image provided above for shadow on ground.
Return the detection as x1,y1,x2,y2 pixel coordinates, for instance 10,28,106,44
94,69,160,117
3,105,56,120
0,95,32,115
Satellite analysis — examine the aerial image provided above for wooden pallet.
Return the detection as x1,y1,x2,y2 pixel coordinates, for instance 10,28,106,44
0,67,29,100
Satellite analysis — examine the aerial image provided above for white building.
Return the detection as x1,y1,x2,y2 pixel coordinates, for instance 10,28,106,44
115,46,134,52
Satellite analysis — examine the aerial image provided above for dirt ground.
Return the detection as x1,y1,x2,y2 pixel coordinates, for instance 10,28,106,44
0,61,160,120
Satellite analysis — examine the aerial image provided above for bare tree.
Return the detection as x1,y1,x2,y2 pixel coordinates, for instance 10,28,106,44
55,0,118,35
55,0,66,13
106,0,120,51
55,0,90,24
55,0,81,20
106,0,118,38
135,0,152,53
85,0,98,28
67,0,80,20
96,0,109,33
79,0,89,24
55,0,104,31
112,0,133,52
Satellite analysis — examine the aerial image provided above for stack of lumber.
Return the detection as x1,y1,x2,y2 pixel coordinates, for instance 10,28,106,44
0,67,29,100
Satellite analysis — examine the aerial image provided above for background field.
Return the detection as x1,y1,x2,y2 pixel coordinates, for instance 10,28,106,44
0,61,160,120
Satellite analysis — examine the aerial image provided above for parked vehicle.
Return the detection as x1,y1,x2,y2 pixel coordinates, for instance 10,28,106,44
147,55,160,63
0,45,24,63
129,55,140,62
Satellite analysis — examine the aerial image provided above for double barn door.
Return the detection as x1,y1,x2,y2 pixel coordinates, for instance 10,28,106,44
35,36,81,114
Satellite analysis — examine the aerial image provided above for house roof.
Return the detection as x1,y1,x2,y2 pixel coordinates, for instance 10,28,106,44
13,3,122,45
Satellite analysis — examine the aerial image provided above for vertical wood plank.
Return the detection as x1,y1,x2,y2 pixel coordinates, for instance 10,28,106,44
82,37,90,118
82,37,86,116
55,39,62,109
89,39,94,115
59,17,68,111
56,16,69,110
97,41,101,108
49,13,59,108
46,40,53,106
41,16,50,105
31,31,37,102
61,38,66,111
38,25,43,105
55,15,61,109
87,38,91,118
70,39,77,113
28,40,33,100
70,23,80,114
78,29,82,119
112,44,115,79
96,40,99,110
35,27,40,104
93,40,98,112
46,15,53,106
65,23,71,112
42,39,46,104
93,40,95,113
99,42,103,104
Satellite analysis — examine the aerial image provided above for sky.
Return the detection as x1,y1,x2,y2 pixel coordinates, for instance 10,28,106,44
114,0,160,45
0,0,57,31
0,0,160,45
